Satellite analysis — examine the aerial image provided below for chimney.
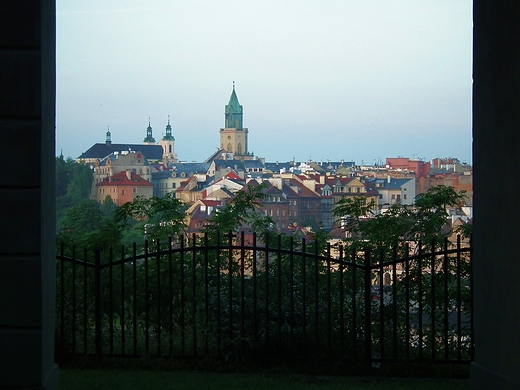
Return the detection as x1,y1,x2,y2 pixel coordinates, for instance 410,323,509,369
126,169,132,180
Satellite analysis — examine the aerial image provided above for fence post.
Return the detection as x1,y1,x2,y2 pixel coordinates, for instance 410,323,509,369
94,248,103,359
364,247,372,370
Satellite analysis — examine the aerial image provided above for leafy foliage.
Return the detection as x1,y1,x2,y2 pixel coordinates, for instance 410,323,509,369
333,185,469,253
56,156,94,222
203,182,274,238
115,192,186,242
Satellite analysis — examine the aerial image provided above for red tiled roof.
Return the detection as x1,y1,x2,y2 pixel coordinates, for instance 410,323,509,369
96,171,152,187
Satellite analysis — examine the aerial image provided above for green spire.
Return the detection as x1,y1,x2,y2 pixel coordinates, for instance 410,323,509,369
163,115,175,141
106,126,111,145
225,82,243,129
143,118,156,143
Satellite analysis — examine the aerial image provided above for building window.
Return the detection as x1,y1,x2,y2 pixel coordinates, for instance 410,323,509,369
391,194,395,199
379,194,383,199
122,190,125,195
404,194,407,200
172,183,176,188
133,188,137,194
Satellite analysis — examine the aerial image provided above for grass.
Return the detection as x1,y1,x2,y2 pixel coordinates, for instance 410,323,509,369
59,369,470,390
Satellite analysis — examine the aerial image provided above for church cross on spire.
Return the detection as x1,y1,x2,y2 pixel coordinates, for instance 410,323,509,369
143,118,156,143
163,115,174,141
225,83,243,129
105,126,112,145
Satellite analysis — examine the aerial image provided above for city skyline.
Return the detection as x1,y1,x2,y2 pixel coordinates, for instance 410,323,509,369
57,0,472,164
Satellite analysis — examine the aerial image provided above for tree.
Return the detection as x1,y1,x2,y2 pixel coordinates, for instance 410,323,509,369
203,182,274,238
115,192,186,242
56,156,94,222
57,199,106,250
333,185,469,252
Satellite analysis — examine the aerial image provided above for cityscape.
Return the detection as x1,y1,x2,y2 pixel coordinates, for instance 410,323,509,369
69,85,473,237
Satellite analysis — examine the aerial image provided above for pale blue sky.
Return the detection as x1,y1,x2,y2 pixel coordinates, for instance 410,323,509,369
57,0,472,164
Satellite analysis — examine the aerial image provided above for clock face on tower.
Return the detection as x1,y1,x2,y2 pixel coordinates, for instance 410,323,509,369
228,135,231,139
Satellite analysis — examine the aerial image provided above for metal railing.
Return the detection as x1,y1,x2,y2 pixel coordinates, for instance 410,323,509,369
56,232,472,370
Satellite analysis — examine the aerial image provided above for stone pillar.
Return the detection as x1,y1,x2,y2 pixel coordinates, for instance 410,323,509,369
0,1,58,389
471,1,520,389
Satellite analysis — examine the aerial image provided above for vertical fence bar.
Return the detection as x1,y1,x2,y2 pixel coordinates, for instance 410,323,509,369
120,245,125,355
314,240,319,354
431,240,436,360
156,240,161,356
264,234,270,346
240,232,245,340
364,247,372,369
144,241,150,354
180,235,186,356
252,232,257,343
404,243,410,360
228,231,234,343
94,248,102,359
456,235,462,361
301,238,307,357
216,232,221,356
469,233,474,361
277,235,282,347
83,248,88,354
168,237,174,356
109,248,114,355
71,246,76,355
326,242,332,353
132,243,137,356
204,234,209,355
352,248,357,358
418,241,423,360
339,245,344,358
378,247,384,362
443,239,449,360
392,248,398,361
59,244,64,357
289,236,294,356
192,233,198,356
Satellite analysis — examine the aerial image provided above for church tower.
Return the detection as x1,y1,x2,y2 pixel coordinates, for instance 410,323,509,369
220,83,250,160
143,119,156,145
158,116,178,162
105,127,112,145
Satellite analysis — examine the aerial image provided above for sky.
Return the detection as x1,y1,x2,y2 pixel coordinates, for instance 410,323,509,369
56,0,472,165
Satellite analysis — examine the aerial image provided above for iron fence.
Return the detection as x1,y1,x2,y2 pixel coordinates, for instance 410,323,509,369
55,232,473,370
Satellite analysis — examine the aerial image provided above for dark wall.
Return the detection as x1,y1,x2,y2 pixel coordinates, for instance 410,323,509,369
472,1,520,389
0,1,58,388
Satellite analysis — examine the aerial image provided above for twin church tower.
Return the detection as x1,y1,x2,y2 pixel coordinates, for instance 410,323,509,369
138,84,252,162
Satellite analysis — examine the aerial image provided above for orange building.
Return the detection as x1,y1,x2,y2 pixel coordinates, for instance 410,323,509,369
385,158,430,179
94,170,153,206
